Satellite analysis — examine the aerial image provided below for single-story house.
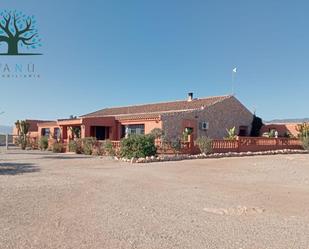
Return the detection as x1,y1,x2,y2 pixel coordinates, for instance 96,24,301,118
13,119,54,139
29,93,253,142
260,123,299,138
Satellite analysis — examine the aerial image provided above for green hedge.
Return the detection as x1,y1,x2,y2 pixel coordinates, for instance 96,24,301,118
120,134,156,159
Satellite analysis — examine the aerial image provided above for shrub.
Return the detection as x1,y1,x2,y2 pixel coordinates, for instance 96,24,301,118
268,129,276,138
170,136,182,154
29,139,38,150
91,144,103,156
296,123,309,139
283,131,294,138
68,139,83,154
225,127,237,140
39,136,49,150
196,136,213,154
82,137,96,155
160,134,170,153
120,134,156,159
150,128,164,139
182,127,193,142
102,139,115,156
52,142,64,153
302,137,309,151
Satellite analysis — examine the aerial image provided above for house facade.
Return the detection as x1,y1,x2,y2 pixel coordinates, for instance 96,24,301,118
260,123,299,138
27,94,253,143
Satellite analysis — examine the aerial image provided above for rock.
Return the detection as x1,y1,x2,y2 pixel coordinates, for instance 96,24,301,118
130,158,137,164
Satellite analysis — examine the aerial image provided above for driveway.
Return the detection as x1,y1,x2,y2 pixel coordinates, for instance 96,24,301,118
1,149,309,249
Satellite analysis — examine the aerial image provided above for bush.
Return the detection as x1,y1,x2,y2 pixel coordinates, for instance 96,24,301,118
82,137,96,155
68,139,83,154
170,136,182,154
29,139,38,150
225,127,237,140
120,134,156,159
196,136,213,154
182,127,193,142
302,137,309,151
102,139,115,156
39,137,49,150
296,123,309,139
52,142,64,153
150,128,164,139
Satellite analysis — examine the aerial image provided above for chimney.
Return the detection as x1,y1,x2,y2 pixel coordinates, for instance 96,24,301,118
187,92,193,102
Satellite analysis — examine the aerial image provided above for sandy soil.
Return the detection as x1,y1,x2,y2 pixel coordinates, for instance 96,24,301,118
1,149,309,249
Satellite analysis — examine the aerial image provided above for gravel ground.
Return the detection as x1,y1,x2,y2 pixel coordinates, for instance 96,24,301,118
1,149,309,249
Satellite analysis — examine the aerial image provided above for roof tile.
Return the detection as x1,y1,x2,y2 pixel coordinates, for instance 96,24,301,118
82,95,231,118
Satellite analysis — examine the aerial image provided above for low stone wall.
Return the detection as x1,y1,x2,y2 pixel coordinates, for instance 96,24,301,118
116,149,308,164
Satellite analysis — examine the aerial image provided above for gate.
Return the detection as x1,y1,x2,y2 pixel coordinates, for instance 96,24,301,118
0,134,17,150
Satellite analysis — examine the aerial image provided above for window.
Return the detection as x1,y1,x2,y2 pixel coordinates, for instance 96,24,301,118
54,128,61,139
126,124,145,135
238,126,248,136
41,128,50,137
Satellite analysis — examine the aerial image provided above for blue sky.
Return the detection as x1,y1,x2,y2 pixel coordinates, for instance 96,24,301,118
0,0,308,126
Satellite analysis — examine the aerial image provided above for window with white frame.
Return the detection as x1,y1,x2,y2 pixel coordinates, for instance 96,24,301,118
126,124,145,135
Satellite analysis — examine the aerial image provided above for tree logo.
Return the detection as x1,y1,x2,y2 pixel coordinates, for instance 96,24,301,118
0,10,42,56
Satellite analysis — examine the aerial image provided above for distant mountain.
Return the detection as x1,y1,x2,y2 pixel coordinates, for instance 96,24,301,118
0,125,13,134
266,118,309,124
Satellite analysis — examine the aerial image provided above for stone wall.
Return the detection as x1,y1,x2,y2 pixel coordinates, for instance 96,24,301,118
161,96,253,140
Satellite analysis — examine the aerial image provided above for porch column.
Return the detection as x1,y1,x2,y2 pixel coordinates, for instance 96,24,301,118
81,125,91,138
61,126,68,139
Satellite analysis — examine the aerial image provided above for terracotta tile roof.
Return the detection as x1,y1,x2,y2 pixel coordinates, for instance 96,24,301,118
82,95,232,118
115,113,162,121
37,121,58,127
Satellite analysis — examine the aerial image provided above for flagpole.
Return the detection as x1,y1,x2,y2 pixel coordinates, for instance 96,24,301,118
232,71,234,95
232,68,237,95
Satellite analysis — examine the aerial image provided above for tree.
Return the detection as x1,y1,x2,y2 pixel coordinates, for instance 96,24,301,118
68,115,81,139
15,120,30,150
0,10,42,55
250,115,263,137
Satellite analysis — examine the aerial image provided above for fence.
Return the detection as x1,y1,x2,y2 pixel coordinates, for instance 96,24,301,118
0,134,14,149
2,135,303,155
111,137,303,155
212,137,302,153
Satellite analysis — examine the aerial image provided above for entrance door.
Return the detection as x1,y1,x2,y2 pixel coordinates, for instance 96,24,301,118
94,126,109,140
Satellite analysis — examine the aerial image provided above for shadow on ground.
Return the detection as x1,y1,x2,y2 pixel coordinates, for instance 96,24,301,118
0,162,39,175
41,155,91,160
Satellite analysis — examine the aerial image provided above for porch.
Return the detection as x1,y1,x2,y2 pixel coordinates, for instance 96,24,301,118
57,117,119,142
